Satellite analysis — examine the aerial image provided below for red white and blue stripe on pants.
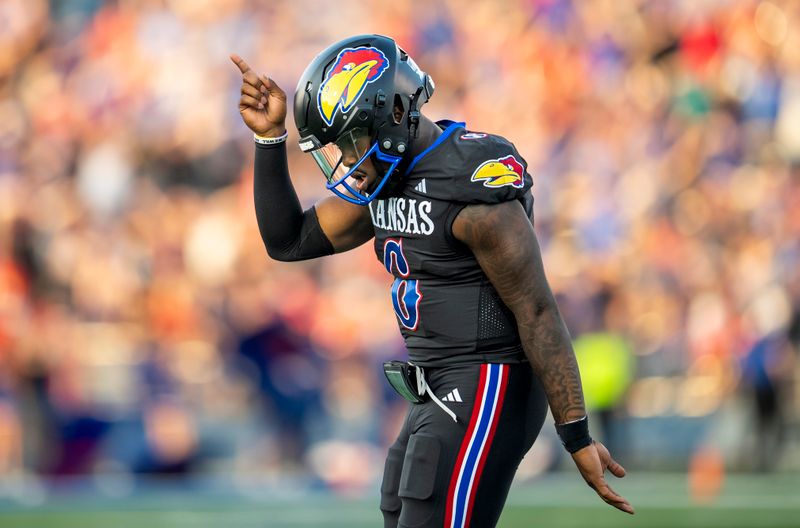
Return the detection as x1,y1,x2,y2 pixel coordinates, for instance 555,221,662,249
444,363,509,528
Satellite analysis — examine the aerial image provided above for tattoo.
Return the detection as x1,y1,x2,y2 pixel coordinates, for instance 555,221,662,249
453,200,586,423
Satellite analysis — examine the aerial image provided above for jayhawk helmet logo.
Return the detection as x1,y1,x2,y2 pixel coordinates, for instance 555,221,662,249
318,47,389,126
470,155,525,188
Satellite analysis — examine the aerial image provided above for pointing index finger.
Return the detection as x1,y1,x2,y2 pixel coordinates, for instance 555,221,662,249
230,54,251,75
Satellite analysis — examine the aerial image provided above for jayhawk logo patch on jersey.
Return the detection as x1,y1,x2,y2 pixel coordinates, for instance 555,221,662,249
318,47,389,126
470,155,525,189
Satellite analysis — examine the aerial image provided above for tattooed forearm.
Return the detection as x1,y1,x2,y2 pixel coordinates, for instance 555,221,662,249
452,200,586,424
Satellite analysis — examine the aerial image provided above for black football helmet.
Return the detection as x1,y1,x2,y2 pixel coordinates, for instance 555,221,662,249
294,34,435,205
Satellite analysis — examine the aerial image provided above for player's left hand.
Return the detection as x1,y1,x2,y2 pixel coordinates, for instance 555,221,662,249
571,440,634,515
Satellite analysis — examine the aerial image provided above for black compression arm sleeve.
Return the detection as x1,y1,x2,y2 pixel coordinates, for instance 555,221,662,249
253,142,335,261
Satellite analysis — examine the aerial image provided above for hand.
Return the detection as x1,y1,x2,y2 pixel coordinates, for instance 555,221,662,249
230,54,287,137
571,440,634,515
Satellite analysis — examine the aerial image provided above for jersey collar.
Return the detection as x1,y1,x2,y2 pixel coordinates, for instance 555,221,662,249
403,120,465,176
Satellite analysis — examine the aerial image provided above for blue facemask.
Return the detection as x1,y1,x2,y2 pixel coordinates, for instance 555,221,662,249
309,128,403,206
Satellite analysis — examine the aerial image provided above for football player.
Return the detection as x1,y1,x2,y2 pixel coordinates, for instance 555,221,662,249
232,34,634,527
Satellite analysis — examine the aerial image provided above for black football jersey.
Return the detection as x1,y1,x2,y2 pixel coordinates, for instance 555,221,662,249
369,121,534,366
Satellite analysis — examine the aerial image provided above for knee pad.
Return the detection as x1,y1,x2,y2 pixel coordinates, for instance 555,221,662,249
398,433,441,527
381,443,405,521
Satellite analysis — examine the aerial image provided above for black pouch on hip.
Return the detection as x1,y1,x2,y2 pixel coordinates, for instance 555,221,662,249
383,361,425,404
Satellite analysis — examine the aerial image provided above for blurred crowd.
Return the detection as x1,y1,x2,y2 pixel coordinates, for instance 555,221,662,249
1,0,799,489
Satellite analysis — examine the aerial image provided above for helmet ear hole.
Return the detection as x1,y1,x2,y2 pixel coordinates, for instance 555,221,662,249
392,94,405,125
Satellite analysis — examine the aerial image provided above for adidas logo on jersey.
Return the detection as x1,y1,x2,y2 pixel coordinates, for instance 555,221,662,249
414,179,427,193
441,388,462,402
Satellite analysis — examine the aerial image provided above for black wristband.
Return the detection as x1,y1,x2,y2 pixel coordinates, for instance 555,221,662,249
555,415,593,454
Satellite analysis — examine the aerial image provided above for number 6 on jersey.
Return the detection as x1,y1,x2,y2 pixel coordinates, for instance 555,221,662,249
383,238,422,331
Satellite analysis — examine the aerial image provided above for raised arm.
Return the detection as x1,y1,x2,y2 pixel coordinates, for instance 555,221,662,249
452,199,634,515
232,54,373,261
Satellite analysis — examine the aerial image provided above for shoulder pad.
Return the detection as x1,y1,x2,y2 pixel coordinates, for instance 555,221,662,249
444,131,533,204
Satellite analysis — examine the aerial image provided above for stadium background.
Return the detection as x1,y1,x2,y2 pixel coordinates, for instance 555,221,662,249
1,0,799,526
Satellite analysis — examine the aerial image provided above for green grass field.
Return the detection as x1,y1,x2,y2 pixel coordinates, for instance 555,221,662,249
0,473,797,527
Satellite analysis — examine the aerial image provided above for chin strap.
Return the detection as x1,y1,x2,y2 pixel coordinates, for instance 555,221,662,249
377,74,434,184
392,84,426,179
407,86,424,140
